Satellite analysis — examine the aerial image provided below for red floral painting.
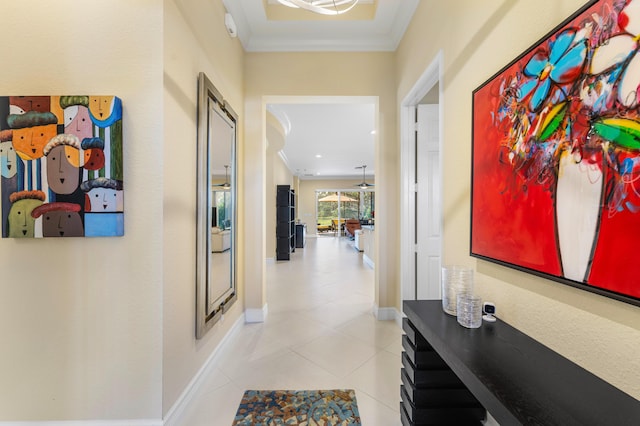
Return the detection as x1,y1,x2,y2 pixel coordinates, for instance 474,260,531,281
472,0,640,304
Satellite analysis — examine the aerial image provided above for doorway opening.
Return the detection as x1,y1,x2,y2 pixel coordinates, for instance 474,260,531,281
400,51,444,303
264,95,379,312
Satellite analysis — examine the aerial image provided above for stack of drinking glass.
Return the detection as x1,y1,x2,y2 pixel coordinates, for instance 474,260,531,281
456,293,482,328
441,265,473,316
441,265,482,328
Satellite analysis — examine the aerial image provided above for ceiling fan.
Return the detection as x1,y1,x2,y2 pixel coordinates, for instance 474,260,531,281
213,165,231,189
355,165,374,189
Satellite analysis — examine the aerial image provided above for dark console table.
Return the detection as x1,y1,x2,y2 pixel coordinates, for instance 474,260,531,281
402,300,640,425
295,223,306,248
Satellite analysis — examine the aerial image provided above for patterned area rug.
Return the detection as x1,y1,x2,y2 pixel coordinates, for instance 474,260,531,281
232,389,361,425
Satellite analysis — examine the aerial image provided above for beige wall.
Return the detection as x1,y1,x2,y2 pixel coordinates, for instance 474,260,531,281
245,52,398,312
163,0,245,416
266,112,287,259
4,1,637,422
0,0,163,421
397,0,640,399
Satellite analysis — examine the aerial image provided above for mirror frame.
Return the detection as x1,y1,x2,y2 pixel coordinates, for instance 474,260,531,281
196,72,237,339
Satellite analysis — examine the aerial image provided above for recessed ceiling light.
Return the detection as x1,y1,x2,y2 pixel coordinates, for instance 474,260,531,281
370,130,376,135
315,154,322,158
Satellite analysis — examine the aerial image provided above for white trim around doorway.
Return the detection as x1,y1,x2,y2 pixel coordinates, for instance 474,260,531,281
400,50,444,305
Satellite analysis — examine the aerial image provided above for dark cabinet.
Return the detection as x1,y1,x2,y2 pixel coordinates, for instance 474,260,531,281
276,185,295,260
295,223,306,248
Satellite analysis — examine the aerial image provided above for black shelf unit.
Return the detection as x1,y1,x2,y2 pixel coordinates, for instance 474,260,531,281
276,185,295,260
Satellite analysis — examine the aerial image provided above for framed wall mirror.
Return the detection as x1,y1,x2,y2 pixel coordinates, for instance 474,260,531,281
196,72,237,339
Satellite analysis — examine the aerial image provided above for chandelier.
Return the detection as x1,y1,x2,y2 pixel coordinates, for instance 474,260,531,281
277,0,359,16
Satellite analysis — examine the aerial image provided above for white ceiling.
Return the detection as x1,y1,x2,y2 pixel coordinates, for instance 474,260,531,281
268,102,376,179
222,0,419,179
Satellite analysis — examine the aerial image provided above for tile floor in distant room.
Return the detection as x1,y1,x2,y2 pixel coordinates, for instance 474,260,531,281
177,236,403,426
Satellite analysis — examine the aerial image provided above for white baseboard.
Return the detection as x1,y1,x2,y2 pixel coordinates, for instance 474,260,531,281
363,254,374,269
374,306,399,321
245,304,268,323
0,420,162,426
163,314,245,426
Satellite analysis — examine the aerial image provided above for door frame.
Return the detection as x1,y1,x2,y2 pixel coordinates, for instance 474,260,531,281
400,50,444,303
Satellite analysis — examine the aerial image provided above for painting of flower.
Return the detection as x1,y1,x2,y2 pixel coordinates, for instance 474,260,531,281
472,0,640,304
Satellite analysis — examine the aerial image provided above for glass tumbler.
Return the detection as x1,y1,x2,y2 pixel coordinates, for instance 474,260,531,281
441,265,474,315
456,293,482,329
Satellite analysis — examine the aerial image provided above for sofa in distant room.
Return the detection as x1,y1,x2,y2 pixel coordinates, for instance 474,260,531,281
211,227,231,252
344,219,361,239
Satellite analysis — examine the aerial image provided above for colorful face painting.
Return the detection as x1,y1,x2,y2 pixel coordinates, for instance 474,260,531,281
44,134,81,195
81,178,123,212
7,191,46,238
89,96,122,127
0,95,124,238
64,106,93,141
32,202,83,237
471,0,640,305
9,96,50,114
0,133,17,178
81,137,105,170
11,122,58,160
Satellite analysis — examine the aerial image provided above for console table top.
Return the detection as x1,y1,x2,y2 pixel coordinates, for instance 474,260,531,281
403,300,640,426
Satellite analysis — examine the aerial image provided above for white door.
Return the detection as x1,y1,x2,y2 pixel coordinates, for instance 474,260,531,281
415,104,442,299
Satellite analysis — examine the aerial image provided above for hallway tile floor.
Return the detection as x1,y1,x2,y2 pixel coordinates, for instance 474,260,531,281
178,236,402,425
